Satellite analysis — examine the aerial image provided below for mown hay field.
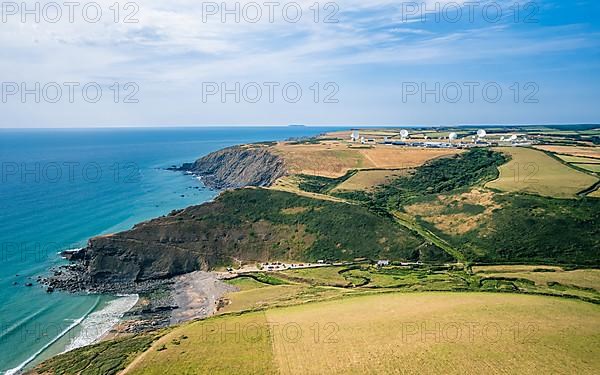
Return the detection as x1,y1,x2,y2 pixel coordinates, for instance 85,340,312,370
485,147,598,198
534,145,600,159
123,312,277,375
555,155,600,164
272,142,461,177
332,169,409,191
126,292,600,375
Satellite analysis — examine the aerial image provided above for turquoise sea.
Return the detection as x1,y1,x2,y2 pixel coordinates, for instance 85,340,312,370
0,126,337,373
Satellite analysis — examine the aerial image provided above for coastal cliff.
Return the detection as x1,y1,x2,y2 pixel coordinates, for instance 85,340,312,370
46,189,438,292
176,145,287,189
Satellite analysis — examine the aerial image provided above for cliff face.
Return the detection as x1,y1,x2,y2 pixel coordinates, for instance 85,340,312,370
52,188,432,290
179,145,287,189
79,198,289,285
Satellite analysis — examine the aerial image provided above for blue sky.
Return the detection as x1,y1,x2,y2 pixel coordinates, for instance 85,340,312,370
1,0,599,127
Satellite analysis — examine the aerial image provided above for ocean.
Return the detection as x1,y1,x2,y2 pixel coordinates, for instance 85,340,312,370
0,126,338,373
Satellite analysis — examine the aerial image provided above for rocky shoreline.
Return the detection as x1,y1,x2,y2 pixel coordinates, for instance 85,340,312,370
40,262,236,335
38,144,284,333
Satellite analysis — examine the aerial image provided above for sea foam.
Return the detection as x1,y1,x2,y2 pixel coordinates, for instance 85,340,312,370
63,294,139,352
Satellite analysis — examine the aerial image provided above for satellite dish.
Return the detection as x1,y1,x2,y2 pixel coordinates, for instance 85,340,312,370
510,134,518,141
500,136,505,141
400,129,409,138
424,135,429,140
477,129,487,138
448,132,458,141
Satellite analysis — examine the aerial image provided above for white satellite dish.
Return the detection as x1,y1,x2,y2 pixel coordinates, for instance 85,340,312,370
448,132,458,141
477,129,487,138
400,129,409,138
500,136,505,141
509,134,518,141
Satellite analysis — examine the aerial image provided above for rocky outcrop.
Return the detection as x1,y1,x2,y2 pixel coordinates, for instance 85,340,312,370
45,194,293,292
175,145,286,189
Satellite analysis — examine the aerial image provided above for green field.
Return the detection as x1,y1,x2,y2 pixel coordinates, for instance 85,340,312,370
278,266,353,286
574,163,600,172
224,276,270,291
30,263,600,374
122,293,600,375
485,147,598,198
473,265,600,292
556,155,600,164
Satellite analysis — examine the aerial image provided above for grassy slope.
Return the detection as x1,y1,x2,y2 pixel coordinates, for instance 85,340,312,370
457,194,600,264
30,334,159,375
124,293,600,375
31,264,600,374
486,147,598,198
124,312,277,375
307,148,600,266
407,192,600,265
213,188,432,263
87,187,447,283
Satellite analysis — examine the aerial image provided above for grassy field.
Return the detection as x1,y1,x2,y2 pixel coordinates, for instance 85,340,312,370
270,175,349,202
224,276,270,291
32,264,600,374
32,334,159,375
404,188,499,236
124,293,600,375
574,163,600,172
534,145,600,159
123,312,277,375
272,142,460,177
473,265,600,292
221,265,600,308
556,155,600,164
332,169,409,191
485,147,598,198
278,266,352,287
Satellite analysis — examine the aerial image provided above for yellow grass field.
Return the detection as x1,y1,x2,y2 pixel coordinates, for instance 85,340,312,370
272,142,461,177
332,169,409,191
123,312,277,375
588,189,600,197
404,188,499,235
269,175,348,202
534,145,600,159
485,147,598,198
555,155,600,164
473,265,600,292
125,293,600,375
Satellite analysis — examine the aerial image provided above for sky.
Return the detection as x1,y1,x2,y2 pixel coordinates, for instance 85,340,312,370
1,0,599,127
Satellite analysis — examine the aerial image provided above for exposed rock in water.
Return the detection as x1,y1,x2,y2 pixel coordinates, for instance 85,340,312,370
171,145,286,189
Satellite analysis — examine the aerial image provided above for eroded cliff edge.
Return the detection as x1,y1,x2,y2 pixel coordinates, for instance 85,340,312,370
44,188,440,293
174,145,287,189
